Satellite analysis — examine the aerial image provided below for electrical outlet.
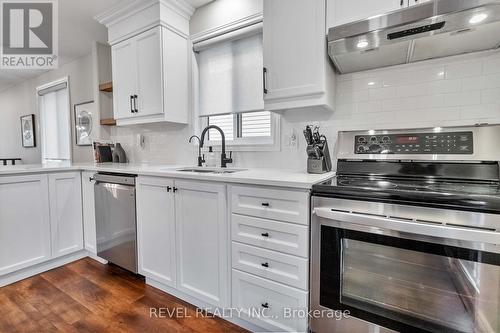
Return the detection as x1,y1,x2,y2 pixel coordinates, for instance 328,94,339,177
288,130,298,150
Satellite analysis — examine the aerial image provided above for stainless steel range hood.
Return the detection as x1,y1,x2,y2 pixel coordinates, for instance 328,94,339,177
328,0,500,74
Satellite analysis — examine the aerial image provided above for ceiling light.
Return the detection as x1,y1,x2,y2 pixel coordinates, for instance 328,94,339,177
357,40,369,49
469,13,487,24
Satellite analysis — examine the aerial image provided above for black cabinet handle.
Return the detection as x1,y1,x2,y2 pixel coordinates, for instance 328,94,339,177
133,94,138,113
261,302,269,309
261,232,269,237
166,186,172,192
261,202,270,207
130,95,134,113
173,187,178,193
261,262,269,268
89,177,95,182
263,67,268,94
400,0,404,6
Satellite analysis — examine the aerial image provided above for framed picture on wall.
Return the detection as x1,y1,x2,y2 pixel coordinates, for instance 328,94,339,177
21,114,36,148
74,101,95,146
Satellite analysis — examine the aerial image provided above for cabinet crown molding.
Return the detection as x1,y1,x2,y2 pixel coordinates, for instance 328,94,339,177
95,0,195,27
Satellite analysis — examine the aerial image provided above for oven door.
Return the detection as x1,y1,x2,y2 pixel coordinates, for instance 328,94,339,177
310,198,500,333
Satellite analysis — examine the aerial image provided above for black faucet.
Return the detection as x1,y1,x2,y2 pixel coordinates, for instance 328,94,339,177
189,135,204,167
199,125,233,168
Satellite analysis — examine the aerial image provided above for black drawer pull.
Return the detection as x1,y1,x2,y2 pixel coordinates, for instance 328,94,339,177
261,202,270,207
261,262,269,268
166,186,172,192
261,232,269,237
261,302,269,308
173,187,178,193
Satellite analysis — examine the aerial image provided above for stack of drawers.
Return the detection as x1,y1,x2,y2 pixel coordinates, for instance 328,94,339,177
230,185,310,332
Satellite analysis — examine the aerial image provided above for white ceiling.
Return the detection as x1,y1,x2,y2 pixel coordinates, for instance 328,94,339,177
0,0,214,93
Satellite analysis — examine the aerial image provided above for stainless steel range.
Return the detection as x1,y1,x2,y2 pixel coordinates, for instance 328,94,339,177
310,125,500,333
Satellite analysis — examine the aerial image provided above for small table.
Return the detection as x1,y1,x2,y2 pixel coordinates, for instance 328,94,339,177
1,158,22,166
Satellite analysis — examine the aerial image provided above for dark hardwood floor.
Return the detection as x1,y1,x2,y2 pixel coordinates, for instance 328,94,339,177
0,258,249,333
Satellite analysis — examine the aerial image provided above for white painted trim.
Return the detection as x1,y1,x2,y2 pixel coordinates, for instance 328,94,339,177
95,0,194,27
0,251,87,287
190,13,263,44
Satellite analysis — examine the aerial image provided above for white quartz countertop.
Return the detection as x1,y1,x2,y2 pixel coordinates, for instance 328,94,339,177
0,162,335,189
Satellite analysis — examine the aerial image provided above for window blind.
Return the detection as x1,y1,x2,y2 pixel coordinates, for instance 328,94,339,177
197,32,264,117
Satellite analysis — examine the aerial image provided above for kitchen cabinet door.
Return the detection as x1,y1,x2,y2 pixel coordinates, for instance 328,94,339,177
263,0,335,111
112,38,137,120
48,172,84,258
136,176,176,288
174,180,229,308
329,0,407,27
135,27,164,117
82,171,97,254
0,175,51,276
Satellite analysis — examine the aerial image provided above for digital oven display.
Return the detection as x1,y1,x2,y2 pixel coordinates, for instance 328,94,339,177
395,136,419,145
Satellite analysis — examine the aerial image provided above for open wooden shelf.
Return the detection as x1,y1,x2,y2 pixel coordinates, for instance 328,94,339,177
99,82,113,92
100,118,116,126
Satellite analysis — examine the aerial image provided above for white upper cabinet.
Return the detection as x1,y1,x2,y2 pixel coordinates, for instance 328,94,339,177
329,0,407,27
98,0,192,126
111,26,189,125
136,177,176,288
111,39,136,121
263,0,335,112
0,175,51,277
48,172,84,258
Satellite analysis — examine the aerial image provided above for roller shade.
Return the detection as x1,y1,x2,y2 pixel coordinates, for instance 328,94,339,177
196,28,264,117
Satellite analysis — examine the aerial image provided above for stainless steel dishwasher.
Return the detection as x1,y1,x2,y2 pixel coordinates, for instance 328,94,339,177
94,173,138,273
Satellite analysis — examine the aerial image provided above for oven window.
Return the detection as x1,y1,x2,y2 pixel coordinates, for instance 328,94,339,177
320,226,500,333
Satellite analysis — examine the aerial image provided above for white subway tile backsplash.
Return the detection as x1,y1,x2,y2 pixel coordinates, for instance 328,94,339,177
369,87,397,100
460,105,500,119
482,89,500,104
445,60,483,79
483,57,500,74
443,91,481,107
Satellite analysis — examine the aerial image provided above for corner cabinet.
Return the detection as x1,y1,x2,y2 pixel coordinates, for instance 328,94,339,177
136,177,229,308
111,26,189,126
263,0,335,112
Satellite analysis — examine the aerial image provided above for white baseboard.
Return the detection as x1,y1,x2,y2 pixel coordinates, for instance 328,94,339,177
146,277,265,333
0,251,87,287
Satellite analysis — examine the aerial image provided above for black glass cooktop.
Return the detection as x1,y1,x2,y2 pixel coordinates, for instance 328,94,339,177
313,176,500,214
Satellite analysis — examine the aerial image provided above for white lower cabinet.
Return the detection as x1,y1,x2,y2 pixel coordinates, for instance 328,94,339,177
82,171,97,254
0,174,52,276
48,172,84,258
175,180,228,307
136,177,176,288
232,269,308,332
136,177,229,308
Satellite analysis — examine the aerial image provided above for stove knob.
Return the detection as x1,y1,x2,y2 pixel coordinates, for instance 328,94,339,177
382,136,391,143
369,144,383,153
370,136,378,143
357,145,368,153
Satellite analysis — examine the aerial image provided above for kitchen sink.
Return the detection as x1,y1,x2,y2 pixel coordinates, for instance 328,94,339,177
175,167,246,174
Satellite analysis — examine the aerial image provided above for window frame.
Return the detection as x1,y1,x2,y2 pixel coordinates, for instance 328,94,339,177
202,112,280,152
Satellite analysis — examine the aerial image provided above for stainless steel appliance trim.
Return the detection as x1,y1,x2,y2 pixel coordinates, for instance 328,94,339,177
93,173,136,186
336,124,500,161
328,0,499,42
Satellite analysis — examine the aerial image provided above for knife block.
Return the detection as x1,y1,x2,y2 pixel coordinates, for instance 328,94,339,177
307,140,332,174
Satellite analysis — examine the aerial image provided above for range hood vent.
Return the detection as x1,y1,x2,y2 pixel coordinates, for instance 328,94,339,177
328,0,500,74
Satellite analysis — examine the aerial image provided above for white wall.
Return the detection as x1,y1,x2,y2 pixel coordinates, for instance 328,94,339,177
0,54,95,164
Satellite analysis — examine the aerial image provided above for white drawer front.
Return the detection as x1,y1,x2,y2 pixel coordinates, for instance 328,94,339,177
232,269,308,333
231,214,309,258
232,242,308,290
231,185,309,224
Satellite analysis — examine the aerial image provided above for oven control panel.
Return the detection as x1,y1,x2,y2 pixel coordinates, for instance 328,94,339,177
354,131,473,154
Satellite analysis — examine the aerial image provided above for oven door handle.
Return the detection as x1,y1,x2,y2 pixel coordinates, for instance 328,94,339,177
314,207,500,245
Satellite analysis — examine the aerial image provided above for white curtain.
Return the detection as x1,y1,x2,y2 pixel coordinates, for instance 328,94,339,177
197,32,264,117
39,84,71,161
